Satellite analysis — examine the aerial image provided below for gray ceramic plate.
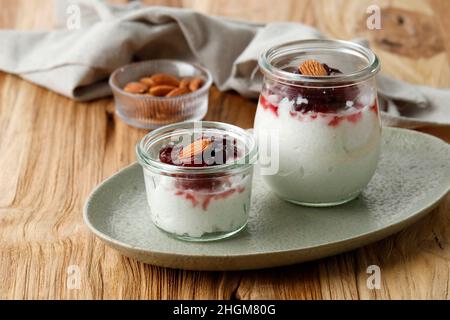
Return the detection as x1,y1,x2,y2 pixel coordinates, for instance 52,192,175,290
84,128,450,271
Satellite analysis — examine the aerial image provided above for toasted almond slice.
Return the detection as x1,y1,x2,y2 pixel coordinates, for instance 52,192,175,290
150,73,180,87
189,77,204,91
166,87,191,97
149,85,176,96
299,60,328,76
124,82,148,94
179,139,212,159
140,77,156,87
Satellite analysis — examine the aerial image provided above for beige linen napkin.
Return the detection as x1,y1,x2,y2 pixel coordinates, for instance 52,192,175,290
0,0,448,128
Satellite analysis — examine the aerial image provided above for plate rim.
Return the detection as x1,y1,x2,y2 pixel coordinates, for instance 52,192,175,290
83,127,450,261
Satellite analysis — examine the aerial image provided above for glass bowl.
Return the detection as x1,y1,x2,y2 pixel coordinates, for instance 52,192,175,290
109,59,213,129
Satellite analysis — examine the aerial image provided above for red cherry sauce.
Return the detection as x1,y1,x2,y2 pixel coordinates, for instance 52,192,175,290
159,136,244,210
259,95,279,117
260,64,378,125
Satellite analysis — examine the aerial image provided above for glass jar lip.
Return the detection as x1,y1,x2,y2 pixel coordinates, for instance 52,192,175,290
259,39,380,85
136,121,257,175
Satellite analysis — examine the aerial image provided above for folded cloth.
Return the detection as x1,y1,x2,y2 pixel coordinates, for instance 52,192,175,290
0,0,448,128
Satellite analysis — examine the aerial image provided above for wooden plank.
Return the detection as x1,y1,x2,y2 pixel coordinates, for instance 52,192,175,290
0,0,448,299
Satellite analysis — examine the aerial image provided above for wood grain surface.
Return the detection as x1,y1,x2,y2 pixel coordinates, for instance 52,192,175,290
0,0,449,300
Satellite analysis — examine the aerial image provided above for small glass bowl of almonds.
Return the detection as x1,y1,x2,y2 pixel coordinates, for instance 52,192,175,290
109,59,212,129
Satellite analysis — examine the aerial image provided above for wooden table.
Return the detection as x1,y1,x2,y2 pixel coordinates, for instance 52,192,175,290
0,0,449,300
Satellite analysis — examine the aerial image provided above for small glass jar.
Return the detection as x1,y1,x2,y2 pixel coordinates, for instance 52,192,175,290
136,121,257,241
255,39,381,206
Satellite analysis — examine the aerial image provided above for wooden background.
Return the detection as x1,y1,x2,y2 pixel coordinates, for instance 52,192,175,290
0,0,449,299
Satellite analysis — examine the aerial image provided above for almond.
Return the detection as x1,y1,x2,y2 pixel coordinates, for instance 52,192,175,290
179,78,191,89
150,73,180,87
166,87,191,97
299,60,328,76
140,77,155,87
179,138,212,159
124,82,148,94
189,77,204,91
149,85,176,96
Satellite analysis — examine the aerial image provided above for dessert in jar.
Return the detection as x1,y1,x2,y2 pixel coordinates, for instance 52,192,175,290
254,39,381,206
136,121,257,241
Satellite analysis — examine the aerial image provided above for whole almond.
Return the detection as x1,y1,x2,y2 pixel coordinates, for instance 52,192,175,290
166,87,191,97
150,85,176,96
140,77,156,87
179,138,212,160
189,77,204,91
179,78,191,89
150,73,180,87
299,60,328,76
123,82,148,93
124,82,148,94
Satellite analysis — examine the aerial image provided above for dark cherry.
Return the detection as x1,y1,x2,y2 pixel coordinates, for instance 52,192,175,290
159,145,177,165
264,63,360,114
322,63,343,75
293,85,360,113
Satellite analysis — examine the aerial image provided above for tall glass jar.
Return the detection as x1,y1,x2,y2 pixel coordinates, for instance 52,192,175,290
136,121,257,241
254,39,381,206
